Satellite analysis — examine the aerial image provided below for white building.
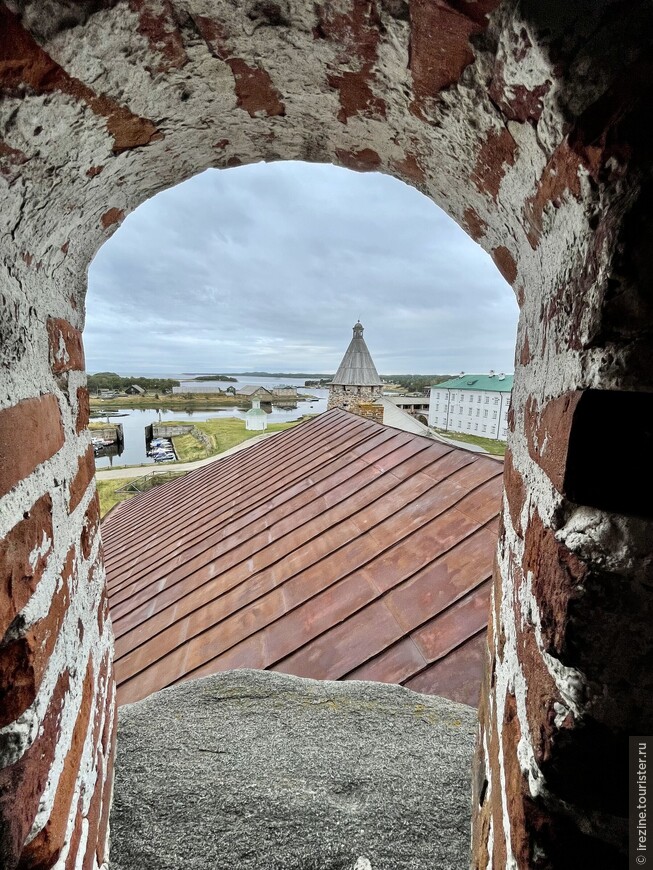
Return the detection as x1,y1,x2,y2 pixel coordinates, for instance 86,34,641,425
245,399,268,431
428,372,513,441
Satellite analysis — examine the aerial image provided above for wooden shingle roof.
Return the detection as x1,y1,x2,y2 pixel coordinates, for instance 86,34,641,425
103,410,502,706
331,321,383,386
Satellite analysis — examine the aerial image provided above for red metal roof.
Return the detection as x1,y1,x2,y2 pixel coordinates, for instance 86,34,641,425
102,409,503,707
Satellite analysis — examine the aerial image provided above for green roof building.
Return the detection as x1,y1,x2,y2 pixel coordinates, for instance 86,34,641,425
428,372,513,441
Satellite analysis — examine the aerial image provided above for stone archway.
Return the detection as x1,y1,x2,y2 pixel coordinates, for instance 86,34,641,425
1,2,652,867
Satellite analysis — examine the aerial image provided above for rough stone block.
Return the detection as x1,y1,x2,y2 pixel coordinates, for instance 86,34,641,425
111,670,477,870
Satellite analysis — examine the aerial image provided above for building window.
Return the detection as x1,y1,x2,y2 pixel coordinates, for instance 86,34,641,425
494,396,499,404
485,396,489,404
493,411,498,419
458,406,463,414
476,409,480,417
468,408,472,416
474,424,479,431
484,409,488,418
477,395,481,403
467,422,471,430
482,425,487,433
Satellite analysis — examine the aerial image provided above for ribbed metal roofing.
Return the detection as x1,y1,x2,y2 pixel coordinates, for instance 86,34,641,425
103,409,503,707
331,322,383,386
432,374,514,392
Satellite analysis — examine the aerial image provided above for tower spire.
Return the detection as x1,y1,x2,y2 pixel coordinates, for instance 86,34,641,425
328,321,383,414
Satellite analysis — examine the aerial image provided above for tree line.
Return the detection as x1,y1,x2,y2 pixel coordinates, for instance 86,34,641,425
383,374,452,393
87,372,180,393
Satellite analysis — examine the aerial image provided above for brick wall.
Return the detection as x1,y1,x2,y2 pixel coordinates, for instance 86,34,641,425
0,311,114,869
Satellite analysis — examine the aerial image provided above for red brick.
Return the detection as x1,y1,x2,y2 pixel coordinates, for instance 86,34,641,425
524,140,583,248
471,126,517,200
519,332,532,365
80,496,101,562
462,207,488,241
516,618,561,767
96,701,117,866
81,655,111,870
329,69,386,123
409,0,499,118
21,656,95,869
0,668,70,867
227,59,285,117
46,318,85,374
489,60,550,123
502,692,531,867
486,691,508,869
130,0,188,72
391,153,425,184
75,388,90,434
0,395,64,497
0,493,53,638
96,580,110,638
63,793,84,870
492,245,518,284
525,391,583,493
502,449,526,536
522,511,587,658
69,446,96,514
100,207,124,229
0,548,73,728
335,147,381,172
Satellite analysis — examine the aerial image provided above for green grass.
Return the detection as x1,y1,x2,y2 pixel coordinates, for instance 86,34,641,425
431,427,506,456
96,477,138,517
171,417,309,462
172,431,210,462
97,471,188,517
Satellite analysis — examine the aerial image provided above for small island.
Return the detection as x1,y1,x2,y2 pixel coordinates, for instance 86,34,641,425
190,374,238,382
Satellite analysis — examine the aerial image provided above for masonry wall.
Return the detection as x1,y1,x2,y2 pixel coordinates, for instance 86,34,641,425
0,304,115,868
327,385,383,414
355,402,385,423
1,2,652,868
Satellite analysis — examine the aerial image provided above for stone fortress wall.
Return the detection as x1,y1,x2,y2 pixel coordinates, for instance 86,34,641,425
327,384,383,414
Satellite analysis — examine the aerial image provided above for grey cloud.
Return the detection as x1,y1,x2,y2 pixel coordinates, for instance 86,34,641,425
85,162,518,375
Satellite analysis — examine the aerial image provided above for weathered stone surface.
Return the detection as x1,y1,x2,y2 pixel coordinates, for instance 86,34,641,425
111,670,476,870
2,2,653,866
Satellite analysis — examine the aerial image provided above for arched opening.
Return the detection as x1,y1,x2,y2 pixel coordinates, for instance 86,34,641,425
86,160,516,716
85,162,518,380
1,3,651,869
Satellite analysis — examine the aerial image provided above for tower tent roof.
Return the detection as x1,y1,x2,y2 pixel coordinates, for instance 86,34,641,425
331,322,383,386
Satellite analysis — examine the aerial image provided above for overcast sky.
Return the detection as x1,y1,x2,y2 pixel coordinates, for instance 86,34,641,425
86,161,518,376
